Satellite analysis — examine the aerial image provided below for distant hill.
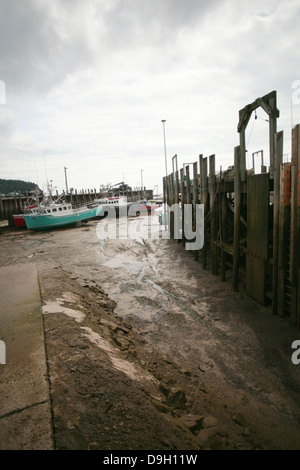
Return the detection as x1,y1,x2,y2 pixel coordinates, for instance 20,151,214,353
0,179,40,195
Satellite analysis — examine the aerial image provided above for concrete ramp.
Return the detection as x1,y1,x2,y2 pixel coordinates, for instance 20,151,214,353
0,264,53,450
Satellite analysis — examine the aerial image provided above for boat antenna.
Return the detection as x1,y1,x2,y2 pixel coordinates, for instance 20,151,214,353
43,151,50,189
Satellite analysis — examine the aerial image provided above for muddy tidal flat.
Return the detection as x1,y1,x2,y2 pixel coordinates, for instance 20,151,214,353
1,214,300,450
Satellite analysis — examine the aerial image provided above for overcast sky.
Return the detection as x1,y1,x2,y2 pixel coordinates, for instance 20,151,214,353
0,0,299,195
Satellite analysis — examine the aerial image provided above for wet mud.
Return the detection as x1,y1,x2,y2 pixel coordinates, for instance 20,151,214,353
1,214,300,450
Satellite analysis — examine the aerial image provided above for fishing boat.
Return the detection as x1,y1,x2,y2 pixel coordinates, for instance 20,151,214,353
23,191,103,230
13,214,26,228
136,199,163,214
92,195,129,218
13,190,41,228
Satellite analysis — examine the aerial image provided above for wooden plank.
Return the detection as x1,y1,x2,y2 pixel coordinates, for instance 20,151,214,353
233,146,241,291
201,157,208,269
272,131,283,314
290,124,300,323
246,173,270,304
209,155,218,275
193,161,199,260
277,163,291,316
169,174,174,239
199,155,203,204
174,170,180,241
185,165,191,249
298,269,300,328
221,173,228,245
268,93,277,180
246,257,267,304
180,168,185,247
239,126,247,182
247,173,269,260
163,176,167,235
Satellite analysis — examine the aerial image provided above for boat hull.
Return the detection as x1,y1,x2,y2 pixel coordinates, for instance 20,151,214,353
13,214,26,227
24,206,102,230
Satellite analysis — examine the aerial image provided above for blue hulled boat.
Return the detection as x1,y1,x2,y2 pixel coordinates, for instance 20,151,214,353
23,191,103,230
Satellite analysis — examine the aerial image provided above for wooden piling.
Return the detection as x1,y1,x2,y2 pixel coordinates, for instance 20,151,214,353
193,161,199,260
201,157,208,269
233,146,241,292
180,168,185,247
277,163,291,316
209,155,218,275
169,174,174,239
185,165,191,248
290,124,300,323
174,170,180,241
272,131,283,314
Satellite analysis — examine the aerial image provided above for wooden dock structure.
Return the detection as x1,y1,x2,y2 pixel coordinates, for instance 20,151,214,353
163,91,300,327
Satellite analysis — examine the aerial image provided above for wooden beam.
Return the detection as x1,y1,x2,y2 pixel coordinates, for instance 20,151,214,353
238,91,279,182
174,170,180,242
277,163,291,316
201,157,208,269
180,167,185,247
233,146,241,291
185,165,191,249
193,161,199,260
272,131,283,314
290,124,300,323
209,155,218,275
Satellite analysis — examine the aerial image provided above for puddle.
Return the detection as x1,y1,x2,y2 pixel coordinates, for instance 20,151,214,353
101,254,145,275
42,292,86,323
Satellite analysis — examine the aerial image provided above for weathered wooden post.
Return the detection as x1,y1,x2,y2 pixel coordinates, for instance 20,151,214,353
272,131,283,314
221,171,227,246
201,157,208,269
238,91,279,182
277,162,291,316
269,93,277,180
185,165,191,249
209,155,218,275
169,174,174,239
180,168,185,247
233,146,241,292
290,124,300,324
193,161,199,260
174,169,180,242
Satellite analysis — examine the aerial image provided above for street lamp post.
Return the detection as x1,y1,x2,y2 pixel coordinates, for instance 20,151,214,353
64,167,68,194
141,169,144,199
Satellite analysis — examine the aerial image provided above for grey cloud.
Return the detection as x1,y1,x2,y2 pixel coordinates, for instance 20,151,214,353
0,108,16,138
0,0,94,96
102,0,222,47
0,0,223,99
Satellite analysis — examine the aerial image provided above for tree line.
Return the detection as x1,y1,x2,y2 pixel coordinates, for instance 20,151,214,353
0,179,39,195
